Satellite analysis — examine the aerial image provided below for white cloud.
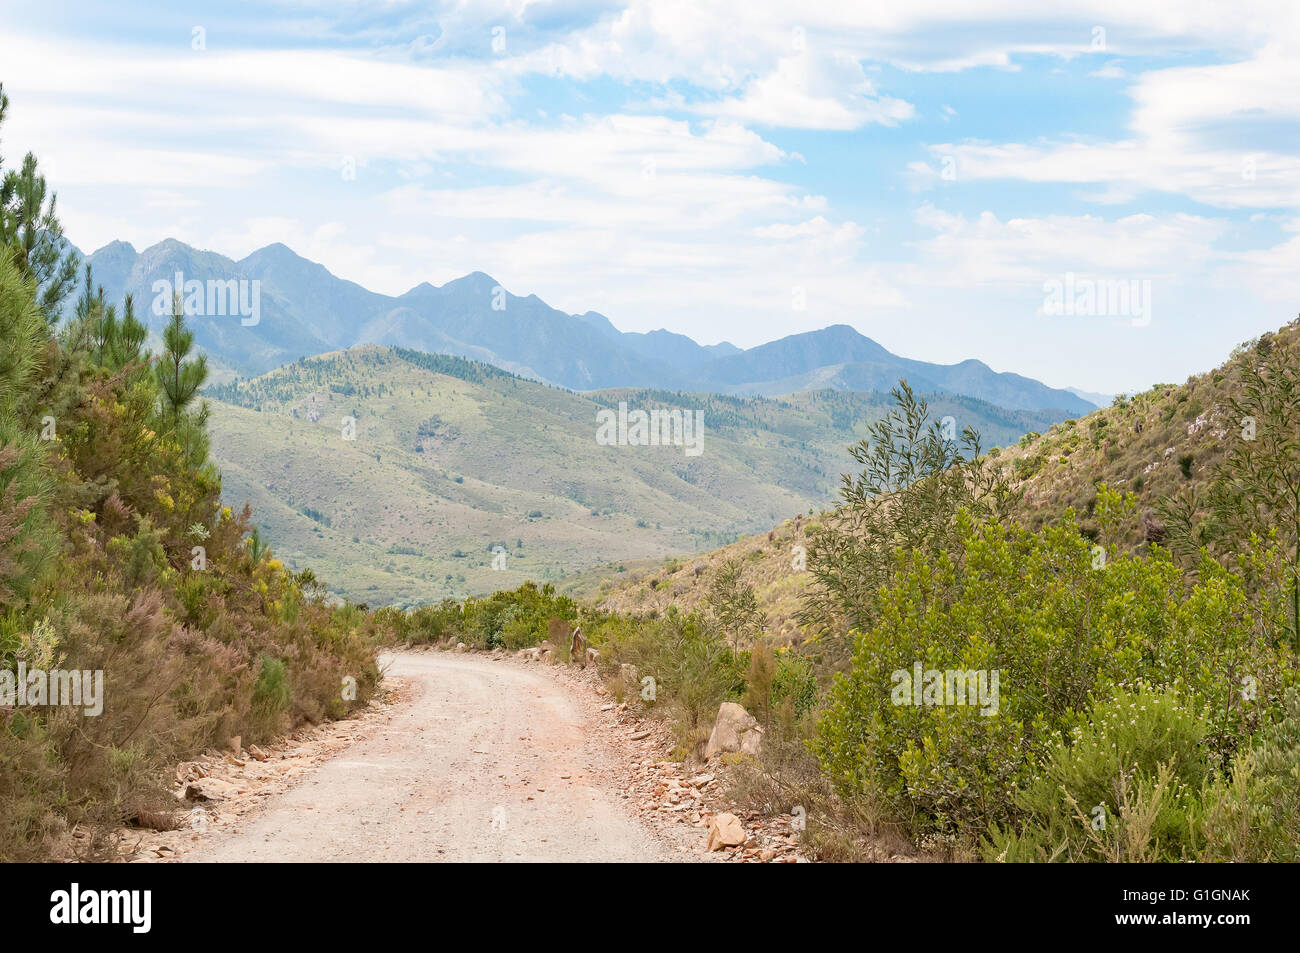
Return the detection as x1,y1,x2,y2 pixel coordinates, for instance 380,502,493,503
918,43,1300,211
907,204,1229,284
0,35,508,121
506,0,1296,87
4,0,1300,393
692,51,914,130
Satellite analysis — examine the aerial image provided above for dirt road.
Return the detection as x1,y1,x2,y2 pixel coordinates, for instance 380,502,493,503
185,651,691,862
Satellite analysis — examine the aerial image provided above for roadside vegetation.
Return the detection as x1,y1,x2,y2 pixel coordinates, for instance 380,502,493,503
579,333,1300,861
0,85,384,860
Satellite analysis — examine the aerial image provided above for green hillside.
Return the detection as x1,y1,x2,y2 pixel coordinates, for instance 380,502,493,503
206,346,1065,606
995,320,1300,547
589,320,1300,642
574,320,1300,862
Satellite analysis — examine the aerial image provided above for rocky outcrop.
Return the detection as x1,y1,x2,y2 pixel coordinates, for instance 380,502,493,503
704,702,763,759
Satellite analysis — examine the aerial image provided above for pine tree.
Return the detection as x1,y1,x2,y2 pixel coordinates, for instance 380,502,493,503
247,526,270,565
155,292,208,420
0,249,46,418
21,263,97,430
108,293,147,371
73,265,147,373
154,292,209,464
90,286,112,369
0,84,79,316
72,263,94,320
0,249,58,605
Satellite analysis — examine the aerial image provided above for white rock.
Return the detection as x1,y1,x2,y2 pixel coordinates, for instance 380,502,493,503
704,702,763,759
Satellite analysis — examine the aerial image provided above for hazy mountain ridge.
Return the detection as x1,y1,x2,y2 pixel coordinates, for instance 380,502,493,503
72,239,1097,413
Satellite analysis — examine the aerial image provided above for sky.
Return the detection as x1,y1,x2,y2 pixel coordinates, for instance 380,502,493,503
0,0,1297,395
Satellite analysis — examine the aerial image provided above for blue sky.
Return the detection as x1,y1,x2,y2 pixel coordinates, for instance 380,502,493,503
1,0,1297,395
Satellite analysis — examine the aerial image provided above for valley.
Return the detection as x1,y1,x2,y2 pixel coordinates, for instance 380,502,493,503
207,345,1066,606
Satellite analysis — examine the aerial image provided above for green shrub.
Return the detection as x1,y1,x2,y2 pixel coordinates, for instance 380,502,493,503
1195,690,1300,861
742,642,775,719
470,582,578,649
106,518,167,589
813,503,1299,846
771,651,818,718
251,656,292,734
598,608,744,730
1013,454,1045,479
985,687,1208,862
406,600,463,644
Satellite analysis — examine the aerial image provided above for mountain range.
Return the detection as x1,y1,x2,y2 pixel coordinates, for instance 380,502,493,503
70,239,1098,415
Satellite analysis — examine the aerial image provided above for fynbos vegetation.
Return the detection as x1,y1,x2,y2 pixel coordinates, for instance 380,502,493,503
0,87,384,860
594,329,1300,861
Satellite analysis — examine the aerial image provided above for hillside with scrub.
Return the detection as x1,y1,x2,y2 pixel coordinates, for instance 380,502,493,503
564,331,1300,860
580,515,816,647
991,323,1300,549
593,323,1300,637
0,85,386,860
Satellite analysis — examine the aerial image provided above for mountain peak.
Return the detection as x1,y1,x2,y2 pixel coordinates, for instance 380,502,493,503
137,237,218,263
240,242,336,279
246,242,300,260
89,239,137,257
445,271,500,290
400,281,438,298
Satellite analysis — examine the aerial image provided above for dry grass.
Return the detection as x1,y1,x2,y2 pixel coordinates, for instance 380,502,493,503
591,513,825,646
992,325,1295,546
